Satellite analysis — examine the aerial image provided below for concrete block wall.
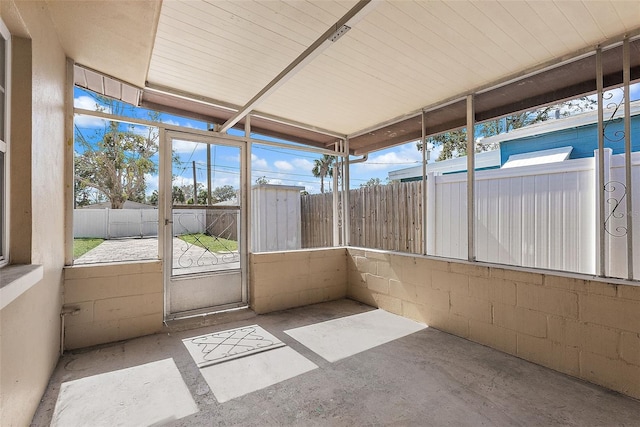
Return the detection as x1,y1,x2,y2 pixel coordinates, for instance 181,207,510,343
63,261,164,349
347,248,640,400
250,248,347,314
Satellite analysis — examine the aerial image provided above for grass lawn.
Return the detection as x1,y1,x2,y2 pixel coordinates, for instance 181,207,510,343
73,238,104,258
179,233,238,252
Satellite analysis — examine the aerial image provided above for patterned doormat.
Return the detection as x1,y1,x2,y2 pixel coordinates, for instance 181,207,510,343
182,325,285,368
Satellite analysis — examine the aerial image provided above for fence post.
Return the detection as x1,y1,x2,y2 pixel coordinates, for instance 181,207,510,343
427,172,436,255
106,208,111,239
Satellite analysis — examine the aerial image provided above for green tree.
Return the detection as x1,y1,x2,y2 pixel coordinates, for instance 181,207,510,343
417,98,596,161
74,94,160,208
74,176,93,208
75,120,158,209
311,154,335,193
172,186,186,204
148,190,159,206
210,185,236,204
255,176,269,185
360,177,383,187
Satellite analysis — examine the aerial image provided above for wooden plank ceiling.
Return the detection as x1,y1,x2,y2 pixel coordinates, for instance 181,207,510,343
54,0,640,154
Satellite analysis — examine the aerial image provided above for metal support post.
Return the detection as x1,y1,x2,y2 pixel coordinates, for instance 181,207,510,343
623,39,634,280
466,95,475,262
597,48,606,277
421,110,428,255
343,138,350,246
332,142,340,246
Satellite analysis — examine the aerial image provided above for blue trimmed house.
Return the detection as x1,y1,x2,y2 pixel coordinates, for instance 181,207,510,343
388,100,640,182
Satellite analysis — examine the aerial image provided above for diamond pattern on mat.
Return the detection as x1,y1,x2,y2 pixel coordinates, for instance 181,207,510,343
183,325,285,368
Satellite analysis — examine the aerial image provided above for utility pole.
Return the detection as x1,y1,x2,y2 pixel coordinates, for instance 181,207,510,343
207,144,212,205
192,161,197,205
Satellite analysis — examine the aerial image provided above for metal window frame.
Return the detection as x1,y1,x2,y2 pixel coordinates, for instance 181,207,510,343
463,40,636,281
0,18,10,267
622,39,634,280
69,104,345,268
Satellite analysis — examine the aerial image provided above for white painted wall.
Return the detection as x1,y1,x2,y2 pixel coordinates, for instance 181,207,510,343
0,2,67,426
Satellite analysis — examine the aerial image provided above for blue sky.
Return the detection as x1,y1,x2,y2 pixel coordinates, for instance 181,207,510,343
74,83,640,198
73,87,425,196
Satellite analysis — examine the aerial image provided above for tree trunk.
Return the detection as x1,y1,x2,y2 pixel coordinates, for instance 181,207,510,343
111,197,125,209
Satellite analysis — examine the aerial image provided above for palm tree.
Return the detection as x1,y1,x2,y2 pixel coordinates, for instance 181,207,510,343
311,154,335,193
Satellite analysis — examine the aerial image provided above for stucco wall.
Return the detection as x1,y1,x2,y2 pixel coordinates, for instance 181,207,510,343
250,248,347,314
347,248,640,400
0,1,66,426
63,262,164,349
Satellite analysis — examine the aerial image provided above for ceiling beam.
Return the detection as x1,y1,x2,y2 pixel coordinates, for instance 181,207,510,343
143,84,345,139
219,0,378,133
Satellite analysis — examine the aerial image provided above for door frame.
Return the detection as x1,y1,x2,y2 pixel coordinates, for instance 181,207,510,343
161,129,248,319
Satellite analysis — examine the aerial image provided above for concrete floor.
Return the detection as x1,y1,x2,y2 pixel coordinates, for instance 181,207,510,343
33,299,640,426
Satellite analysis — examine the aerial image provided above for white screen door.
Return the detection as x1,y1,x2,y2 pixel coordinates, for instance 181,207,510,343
163,131,246,319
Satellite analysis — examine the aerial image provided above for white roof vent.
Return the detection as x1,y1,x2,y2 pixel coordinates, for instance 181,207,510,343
74,64,142,106
502,146,573,169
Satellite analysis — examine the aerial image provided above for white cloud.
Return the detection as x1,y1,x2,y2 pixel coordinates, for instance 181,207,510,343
74,113,106,128
428,145,442,162
274,160,294,171
251,154,268,169
353,143,422,172
162,118,199,129
172,175,194,188
145,173,159,194
74,95,111,128
224,154,240,163
74,95,105,111
292,158,314,170
297,181,318,193
172,139,207,154
132,124,156,137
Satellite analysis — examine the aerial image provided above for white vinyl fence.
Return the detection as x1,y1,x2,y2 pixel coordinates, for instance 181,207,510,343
74,185,303,252
428,149,639,278
74,209,205,239
603,150,640,279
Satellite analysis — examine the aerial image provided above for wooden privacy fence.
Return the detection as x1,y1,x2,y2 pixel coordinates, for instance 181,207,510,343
301,150,639,280
301,181,423,253
300,192,335,249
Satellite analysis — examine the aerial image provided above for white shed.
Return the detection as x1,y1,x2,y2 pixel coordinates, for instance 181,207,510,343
251,184,304,252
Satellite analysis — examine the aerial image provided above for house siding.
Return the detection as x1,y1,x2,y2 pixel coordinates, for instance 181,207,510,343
500,115,640,165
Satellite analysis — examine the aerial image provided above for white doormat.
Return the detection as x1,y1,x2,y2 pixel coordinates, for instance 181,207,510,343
183,325,285,368
284,309,426,362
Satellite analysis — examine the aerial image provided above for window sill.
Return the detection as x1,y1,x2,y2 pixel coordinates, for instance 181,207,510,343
0,264,44,310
